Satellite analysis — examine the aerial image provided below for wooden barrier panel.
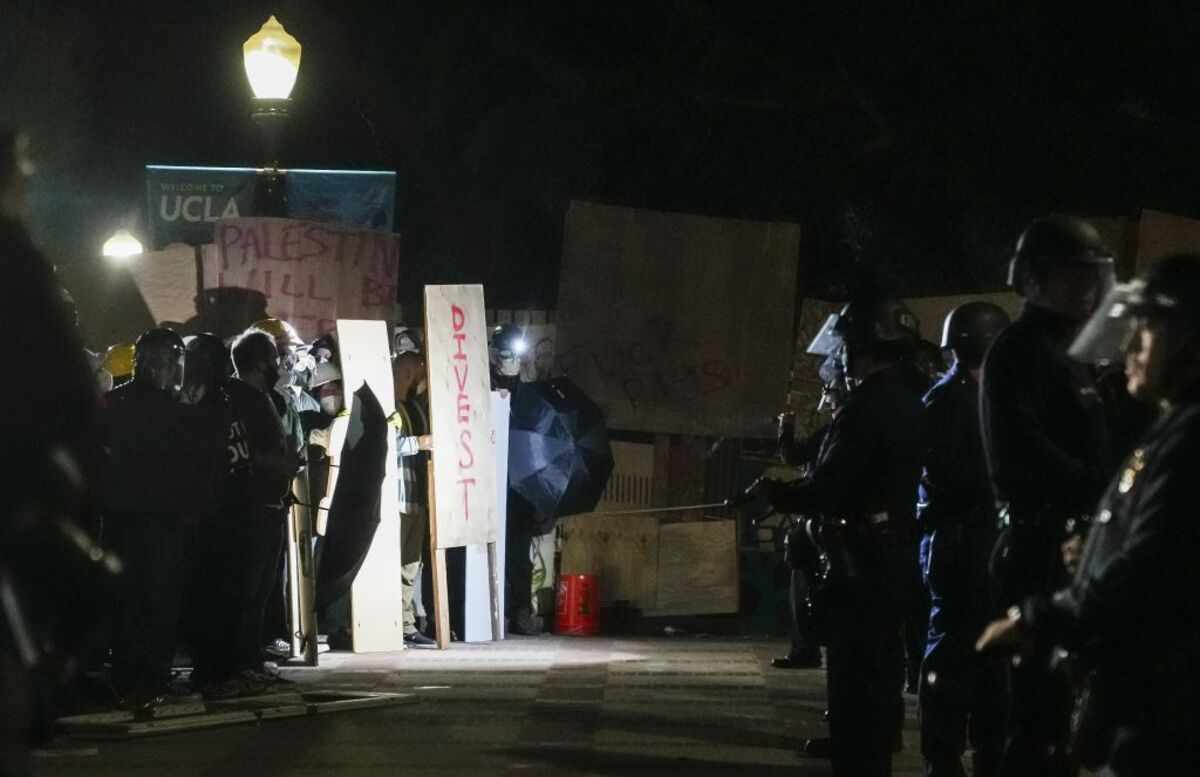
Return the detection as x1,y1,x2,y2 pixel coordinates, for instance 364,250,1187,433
423,285,498,549
338,319,405,653
556,200,801,437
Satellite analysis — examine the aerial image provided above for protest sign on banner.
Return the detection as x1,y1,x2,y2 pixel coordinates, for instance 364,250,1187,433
424,285,498,549
205,217,400,342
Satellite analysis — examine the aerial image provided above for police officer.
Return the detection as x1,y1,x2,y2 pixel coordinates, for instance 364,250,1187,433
980,215,1119,776
772,353,845,671
758,293,927,777
919,301,1010,777
978,253,1200,776
102,328,199,715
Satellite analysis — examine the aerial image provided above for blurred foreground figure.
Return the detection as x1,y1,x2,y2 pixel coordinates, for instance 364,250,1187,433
758,294,927,777
0,127,117,775
918,302,1010,777
978,254,1200,777
980,215,1119,777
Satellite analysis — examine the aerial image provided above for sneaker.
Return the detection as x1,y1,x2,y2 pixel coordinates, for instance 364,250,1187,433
404,631,436,647
263,638,291,659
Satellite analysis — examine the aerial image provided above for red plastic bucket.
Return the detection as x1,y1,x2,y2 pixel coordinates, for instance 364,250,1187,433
555,574,600,636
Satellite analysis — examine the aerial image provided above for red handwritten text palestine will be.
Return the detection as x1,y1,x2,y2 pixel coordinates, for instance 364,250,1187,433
215,220,398,308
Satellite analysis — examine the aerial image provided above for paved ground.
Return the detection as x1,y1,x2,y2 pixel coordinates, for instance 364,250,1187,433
35,636,928,776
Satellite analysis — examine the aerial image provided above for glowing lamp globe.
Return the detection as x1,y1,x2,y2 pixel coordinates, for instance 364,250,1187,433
243,16,302,101
102,229,143,260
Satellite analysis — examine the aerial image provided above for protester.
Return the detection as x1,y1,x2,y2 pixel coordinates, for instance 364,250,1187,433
219,329,301,688
918,301,1011,777
389,334,435,647
978,254,1200,776
980,215,1121,777
489,324,542,636
757,293,927,776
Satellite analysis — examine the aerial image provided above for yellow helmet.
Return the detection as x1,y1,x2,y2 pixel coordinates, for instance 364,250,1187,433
251,318,304,349
101,343,136,379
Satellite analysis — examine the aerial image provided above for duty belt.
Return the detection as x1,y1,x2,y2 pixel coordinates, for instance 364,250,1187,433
998,505,1089,534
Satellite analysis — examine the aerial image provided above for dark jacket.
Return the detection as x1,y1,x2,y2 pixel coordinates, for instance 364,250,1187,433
101,381,224,517
918,362,991,531
1022,394,1200,773
980,303,1114,524
774,363,926,527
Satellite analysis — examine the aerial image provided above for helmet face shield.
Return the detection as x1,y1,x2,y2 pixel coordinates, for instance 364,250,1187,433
806,314,843,356
1068,280,1176,365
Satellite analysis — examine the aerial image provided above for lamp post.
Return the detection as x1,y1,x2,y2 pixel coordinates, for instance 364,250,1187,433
243,15,301,216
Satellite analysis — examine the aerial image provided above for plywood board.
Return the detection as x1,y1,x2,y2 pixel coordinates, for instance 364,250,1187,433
424,285,498,548
125,244,201,327
1136,209,1200,276
559,514,659,611
649,520,738,616
556,200,801,437
338,319,405,653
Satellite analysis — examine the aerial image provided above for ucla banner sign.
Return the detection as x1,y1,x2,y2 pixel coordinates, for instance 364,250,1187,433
146,165,396,248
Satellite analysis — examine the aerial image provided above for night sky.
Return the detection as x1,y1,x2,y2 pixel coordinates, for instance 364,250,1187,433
6,1,1200,308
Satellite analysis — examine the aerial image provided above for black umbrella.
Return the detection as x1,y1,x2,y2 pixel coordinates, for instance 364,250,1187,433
508,377,614,521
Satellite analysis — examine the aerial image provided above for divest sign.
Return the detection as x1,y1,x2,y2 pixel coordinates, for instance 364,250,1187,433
146,165,396,248
423,285,498,549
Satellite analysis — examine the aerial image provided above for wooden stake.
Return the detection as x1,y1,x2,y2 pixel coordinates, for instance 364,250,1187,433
487,541,502,641
428,461,451,649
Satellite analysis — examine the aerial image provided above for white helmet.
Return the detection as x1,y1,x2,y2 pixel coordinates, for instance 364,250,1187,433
309,360,342,389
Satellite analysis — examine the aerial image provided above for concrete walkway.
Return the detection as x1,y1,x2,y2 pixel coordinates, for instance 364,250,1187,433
36,636,927,776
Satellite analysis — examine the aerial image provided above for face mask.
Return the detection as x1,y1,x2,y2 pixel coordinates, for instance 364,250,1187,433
320,394,344,415
495,353,521,377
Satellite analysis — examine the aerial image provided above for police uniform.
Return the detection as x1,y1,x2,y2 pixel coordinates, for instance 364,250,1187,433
1018,393,1200,776
102,379,224,705
980,302,1115,776
918,362,1006,776
768,363,926,777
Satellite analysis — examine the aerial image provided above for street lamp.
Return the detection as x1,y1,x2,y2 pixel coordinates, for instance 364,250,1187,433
243,15,301,168
244,15,301,218
102,229,143,260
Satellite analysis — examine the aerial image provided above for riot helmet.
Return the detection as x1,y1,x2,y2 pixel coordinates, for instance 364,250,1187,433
1007,216,1115,318
181,333,228,404
1071,254,1200,400
134,327,185,393
941,301,1011,367
808,299,919,355
489,324,526,378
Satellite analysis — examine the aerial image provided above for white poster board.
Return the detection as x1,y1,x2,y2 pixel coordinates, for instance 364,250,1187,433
423,285,498,549
338,319,405,653
464,391,510,641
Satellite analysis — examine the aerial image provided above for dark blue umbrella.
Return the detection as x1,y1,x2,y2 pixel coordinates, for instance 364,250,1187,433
508,377,614,521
